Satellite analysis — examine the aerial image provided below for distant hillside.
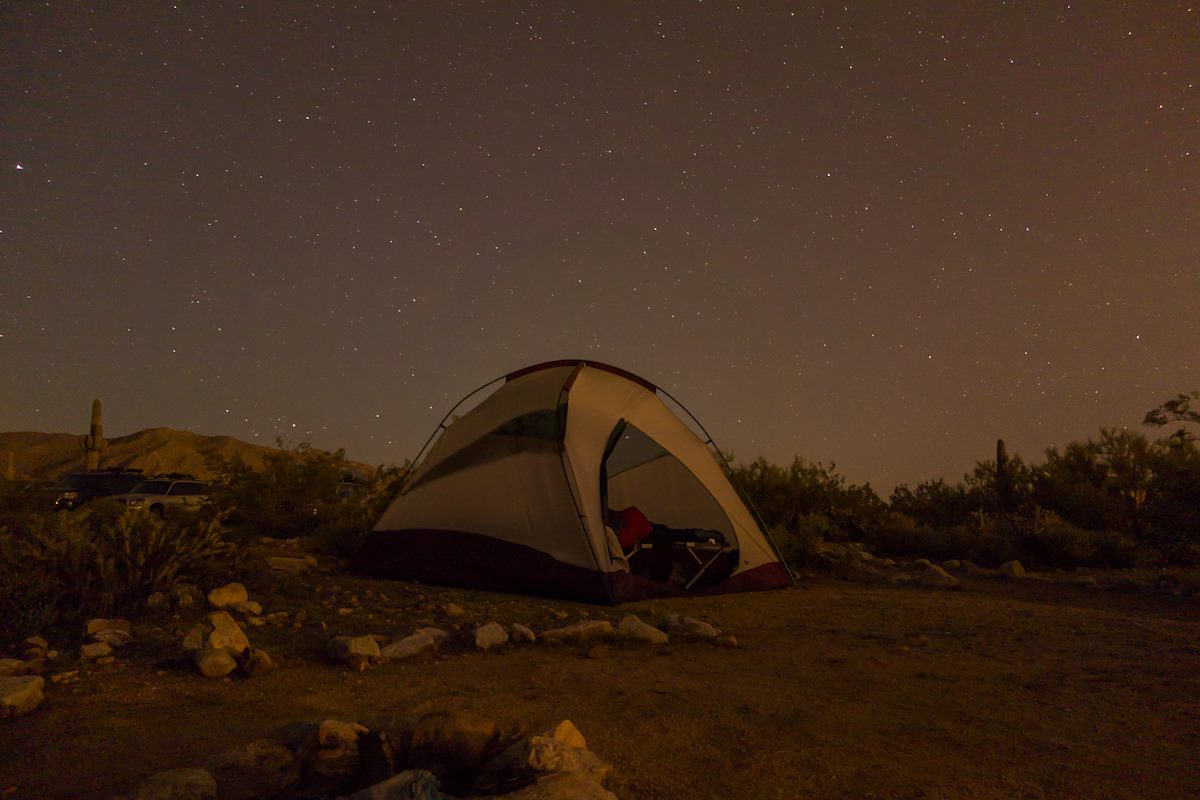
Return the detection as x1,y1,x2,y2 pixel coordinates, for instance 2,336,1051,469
0,428,367,482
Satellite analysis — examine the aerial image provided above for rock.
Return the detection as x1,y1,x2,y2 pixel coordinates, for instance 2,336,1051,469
303,719,369,785
193,647,239,678
346,769,443,800
207,582,250,610
476,733,611,794
1072,574,1098,587
665,615,720,638
586,645,608,659
80,641,114,661
204,738,299,800
265,556,309,573
25,635,49,649
229,600,263,616
539,621,614,645
503,772,619,799
444,602,466,618
410,709,500,775
417,626,452,645
0,658,25,676
49,670,79,684
885,570,918,587
0,675,44,719
91,628,135,648
475,622,509,650
132,767,217,800
329,635,381,665
303,554,319,568
914,558,931,567
918,564,962,590
999,560,1026,579
510,623,537,643
941,559,962,571
617,615,669,645
379,632,437,661
959,560,982,575
183,612,251,656
85,618,132,637
244,648,277,676
537,720,586,750
96,655,116,665
146,591,170,611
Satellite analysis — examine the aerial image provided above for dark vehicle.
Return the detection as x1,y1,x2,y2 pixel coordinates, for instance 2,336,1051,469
52,468,145,510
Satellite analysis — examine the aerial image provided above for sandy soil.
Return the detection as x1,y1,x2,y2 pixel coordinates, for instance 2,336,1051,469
2,561,1198,800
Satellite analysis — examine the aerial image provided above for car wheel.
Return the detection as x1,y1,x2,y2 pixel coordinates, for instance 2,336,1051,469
150,504,164,517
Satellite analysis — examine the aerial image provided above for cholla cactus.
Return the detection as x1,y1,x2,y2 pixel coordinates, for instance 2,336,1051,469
80,398,107,470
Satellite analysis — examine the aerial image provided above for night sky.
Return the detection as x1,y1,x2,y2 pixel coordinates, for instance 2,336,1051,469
2,3,1197,493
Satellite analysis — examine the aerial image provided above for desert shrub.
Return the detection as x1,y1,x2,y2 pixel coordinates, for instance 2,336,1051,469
4,506,232,630
768,515,832,567
0,537,62,643
726,456,885,539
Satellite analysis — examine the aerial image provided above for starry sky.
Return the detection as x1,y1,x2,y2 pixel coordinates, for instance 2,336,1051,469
2,2,1197,493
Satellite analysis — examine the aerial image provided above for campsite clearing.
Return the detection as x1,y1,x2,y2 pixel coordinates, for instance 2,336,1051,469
2,572,1198,799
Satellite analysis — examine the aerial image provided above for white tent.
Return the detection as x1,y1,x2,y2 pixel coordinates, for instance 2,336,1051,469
354,360,793,603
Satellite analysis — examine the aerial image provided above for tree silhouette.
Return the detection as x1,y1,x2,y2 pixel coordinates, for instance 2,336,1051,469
1143,391,1200,444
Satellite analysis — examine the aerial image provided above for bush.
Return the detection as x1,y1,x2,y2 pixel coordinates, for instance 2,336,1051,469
0,506,232,639
768,515,832,567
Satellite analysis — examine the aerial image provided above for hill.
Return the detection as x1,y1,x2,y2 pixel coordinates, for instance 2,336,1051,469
0,428,361,481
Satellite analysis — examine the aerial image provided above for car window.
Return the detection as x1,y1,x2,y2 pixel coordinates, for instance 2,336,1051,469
130,480,171,494
174,482,209,496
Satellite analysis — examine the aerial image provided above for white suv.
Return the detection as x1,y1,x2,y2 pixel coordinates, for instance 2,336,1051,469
111,477,210,516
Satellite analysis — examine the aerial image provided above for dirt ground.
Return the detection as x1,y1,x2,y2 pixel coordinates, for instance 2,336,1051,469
2,557,1198,800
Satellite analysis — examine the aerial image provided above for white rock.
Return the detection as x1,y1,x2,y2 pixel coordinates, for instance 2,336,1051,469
536,720,587,750
539,620,613,645
80,641,113,660
617,615,669,645
0,675,44,719
0,658,25,676
918,564,962,590
84,618,131,636
306,719,369,784
444,602,466,617
229,600,263,616
183,612,251,656
999,560,1026,578
475,622,509,650
91,628,135,648
207,582,249,609
510,623,537,643
330,635,381,662
417,626,451,644
379,632,436,661
193,647,239,678
666,615,720,638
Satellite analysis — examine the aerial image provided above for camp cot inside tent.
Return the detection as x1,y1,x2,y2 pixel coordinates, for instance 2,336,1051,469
352,360,794,603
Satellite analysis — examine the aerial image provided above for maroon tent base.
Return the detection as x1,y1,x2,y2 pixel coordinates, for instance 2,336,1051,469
352,528,792,605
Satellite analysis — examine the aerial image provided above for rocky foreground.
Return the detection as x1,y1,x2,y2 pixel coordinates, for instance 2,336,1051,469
2,538,1198,799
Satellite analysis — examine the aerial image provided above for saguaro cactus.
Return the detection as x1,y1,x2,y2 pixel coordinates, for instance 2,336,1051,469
995,438,1012,511
80,398,107,470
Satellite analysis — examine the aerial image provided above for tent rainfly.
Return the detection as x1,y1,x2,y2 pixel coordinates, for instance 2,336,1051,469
353,360,794,603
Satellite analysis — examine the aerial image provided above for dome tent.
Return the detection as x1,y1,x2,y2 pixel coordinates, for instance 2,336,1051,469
353,360,794,603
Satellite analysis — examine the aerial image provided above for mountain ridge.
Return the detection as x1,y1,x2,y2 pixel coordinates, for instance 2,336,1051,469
0,428,371,481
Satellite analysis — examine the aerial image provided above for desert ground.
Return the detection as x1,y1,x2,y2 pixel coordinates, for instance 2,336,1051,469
2,550,1198,800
